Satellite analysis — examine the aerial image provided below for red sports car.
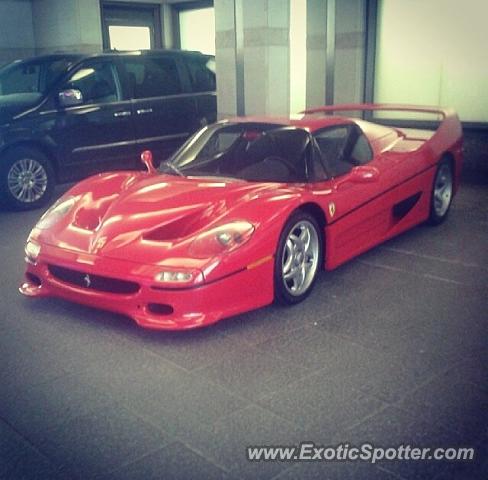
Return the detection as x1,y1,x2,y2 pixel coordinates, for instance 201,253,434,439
20,104,463,330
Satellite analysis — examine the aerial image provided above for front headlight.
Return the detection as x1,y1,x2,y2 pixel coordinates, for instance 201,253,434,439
25,240,40,264
189,221,255,258
153,269,203,285
36,196,76,230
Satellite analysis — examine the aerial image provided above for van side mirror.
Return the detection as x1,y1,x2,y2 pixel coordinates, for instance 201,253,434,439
58,89,83,108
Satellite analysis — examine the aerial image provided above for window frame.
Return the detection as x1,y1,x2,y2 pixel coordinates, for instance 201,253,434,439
100,1,162,51
167,122,317,183
348,126,374,166
181,55,216,93
117,54,185,101
312,124,373,179
61,59,122,107
170,0,214,50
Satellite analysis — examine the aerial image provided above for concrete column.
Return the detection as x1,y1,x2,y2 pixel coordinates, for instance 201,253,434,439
243,0,290,116
305,0,327,108
215,0,367,118
215,0,291,118
32,0,102,55
0,0,35,66
306,0,367,108
215,0,239,118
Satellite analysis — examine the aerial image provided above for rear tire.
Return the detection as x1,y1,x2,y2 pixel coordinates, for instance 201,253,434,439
0,147,55,210
428,159,453,225
274,211,322,305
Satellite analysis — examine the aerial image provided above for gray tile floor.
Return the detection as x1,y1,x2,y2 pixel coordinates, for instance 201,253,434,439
1,183,487,480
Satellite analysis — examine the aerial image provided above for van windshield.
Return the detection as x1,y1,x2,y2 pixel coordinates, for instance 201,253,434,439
0,57,77,96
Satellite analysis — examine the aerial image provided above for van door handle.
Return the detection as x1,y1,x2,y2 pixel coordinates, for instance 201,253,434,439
114,110,131,117
136,108,153,115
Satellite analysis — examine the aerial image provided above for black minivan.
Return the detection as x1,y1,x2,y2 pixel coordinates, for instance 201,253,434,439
0,50,216,210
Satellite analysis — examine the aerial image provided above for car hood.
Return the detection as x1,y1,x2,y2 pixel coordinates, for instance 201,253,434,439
34,171,299,267
0,93,42,125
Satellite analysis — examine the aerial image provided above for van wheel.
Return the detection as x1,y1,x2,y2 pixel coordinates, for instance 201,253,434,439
0,147,55,210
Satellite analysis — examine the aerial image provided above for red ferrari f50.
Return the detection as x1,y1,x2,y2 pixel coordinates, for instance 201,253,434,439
20,104,463,329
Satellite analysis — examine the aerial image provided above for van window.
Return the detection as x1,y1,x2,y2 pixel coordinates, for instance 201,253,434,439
0,57,75,95
64,61,118,104
0,63,41,95
184,56,216,92
123,56,182,99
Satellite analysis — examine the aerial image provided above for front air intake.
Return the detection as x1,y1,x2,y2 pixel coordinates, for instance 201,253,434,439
48,265,140,294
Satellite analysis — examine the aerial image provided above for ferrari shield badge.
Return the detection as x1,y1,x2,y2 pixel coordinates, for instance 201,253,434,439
328,202,336,218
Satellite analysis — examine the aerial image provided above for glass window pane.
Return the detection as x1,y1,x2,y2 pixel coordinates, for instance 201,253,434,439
179,8,215,55
184,56,216,92
314,127,352,177
374,0,488,122
0,62,41,95
350,134,373,165
123,57,182,99
109,25,151,51
65,62,118,104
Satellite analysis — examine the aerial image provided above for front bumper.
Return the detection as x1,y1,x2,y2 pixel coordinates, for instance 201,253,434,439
20,243,274,330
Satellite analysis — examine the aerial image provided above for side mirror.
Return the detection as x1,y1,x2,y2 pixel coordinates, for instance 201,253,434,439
58,89,83,108
140,150,156,174
349,165,379,183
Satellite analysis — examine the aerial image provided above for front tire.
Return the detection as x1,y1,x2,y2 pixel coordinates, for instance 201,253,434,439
0,147,55,210
428,159,454,225
274,211,322,305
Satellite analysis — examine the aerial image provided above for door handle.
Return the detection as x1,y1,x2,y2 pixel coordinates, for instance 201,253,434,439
114,110,131,117
136,108,153,115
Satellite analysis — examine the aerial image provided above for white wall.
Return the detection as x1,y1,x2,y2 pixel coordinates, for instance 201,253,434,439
375,0,488,122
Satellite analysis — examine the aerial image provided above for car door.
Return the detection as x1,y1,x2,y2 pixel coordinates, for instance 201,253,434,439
119,54,197,165
50,58,137,181
311,124,400,268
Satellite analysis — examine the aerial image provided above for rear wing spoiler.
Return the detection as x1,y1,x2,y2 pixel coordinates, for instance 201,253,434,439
302,103,452,118
301,103,463,154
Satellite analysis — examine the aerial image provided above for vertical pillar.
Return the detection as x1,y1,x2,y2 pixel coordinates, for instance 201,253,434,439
325,0,335,105
243,0,291,116
215,0,239,118
334,0,367,104
305,0,327,108
215,0,291,118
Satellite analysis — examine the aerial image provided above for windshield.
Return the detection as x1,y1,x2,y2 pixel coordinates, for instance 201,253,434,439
163,122,312,183
0,57,77,96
